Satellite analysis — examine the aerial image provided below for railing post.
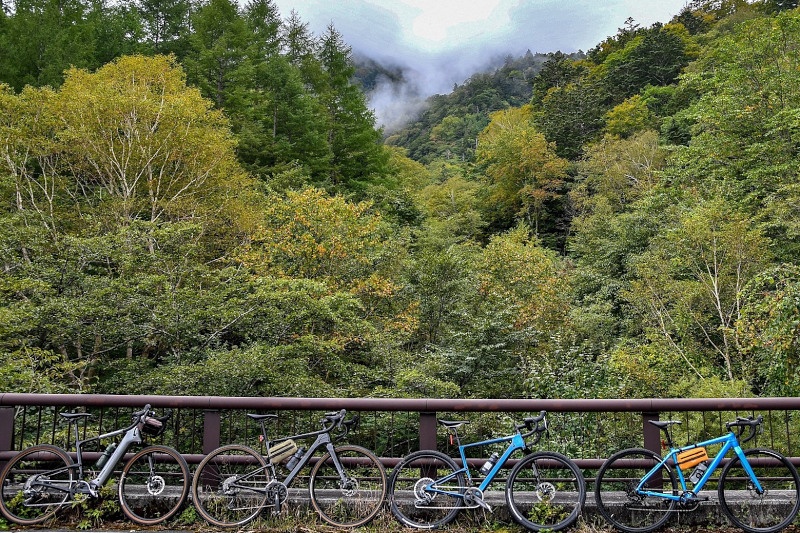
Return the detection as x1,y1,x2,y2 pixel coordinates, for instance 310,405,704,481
203,410,221,453
202,410,221,486
643,411,661,455
420,412,437,451
0,406,14,471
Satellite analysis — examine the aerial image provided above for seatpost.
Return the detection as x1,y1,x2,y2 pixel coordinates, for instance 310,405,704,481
661,427,675,450
449,427,463,448
259,421,271,448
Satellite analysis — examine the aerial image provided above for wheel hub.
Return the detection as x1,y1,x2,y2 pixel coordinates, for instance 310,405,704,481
146,475,166,496
413,477,435,503
535,481,556,502
340,476,358,497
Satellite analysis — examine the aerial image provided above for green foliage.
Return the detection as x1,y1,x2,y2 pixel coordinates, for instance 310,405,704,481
738,264,800,396
2,0,800,409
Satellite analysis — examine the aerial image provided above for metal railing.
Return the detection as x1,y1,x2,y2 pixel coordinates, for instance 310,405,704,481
2,394,799,473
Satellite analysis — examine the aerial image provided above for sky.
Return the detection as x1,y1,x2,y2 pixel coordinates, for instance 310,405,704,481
269,0,691,131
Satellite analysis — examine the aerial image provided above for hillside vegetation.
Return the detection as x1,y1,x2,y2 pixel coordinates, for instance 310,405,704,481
1,0,799,401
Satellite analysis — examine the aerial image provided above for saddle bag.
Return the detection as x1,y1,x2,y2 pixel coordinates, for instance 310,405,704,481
268,439,298,464
676,447,708,469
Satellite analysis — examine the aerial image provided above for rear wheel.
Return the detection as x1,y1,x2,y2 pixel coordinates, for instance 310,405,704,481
0,445,74,525
388,450,465,529
718,448,800,533
309,445,387,527
505,451,586,531
594,448,677,533
119,445,190,525
191,445,269,528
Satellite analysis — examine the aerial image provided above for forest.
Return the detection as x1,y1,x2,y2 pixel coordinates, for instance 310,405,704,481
1,0,799,402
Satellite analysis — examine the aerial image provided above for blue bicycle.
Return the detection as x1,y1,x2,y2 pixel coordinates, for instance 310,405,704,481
594,415,800,533
388,411,586,531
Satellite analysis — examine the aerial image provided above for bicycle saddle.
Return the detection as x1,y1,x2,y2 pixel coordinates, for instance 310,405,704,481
60,412,93,420
648,420,681,429
438,419,470,429
247,413,278,421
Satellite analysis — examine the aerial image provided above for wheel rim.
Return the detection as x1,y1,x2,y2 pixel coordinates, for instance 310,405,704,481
389,451,464,529
119,446,188,525
0,446,73,525
506,453,585,531
192,446,269,527
719,450,800,533
310,446,386,527
594,449,676,533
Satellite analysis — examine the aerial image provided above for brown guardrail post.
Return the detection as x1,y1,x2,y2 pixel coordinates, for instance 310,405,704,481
202,410,221,486
643,411,661,455
0,407,13,471
420,412,437,451
203,410,221,453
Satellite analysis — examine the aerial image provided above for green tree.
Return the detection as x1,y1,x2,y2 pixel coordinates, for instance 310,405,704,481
316,23,386,192
184,0,250,111
625,198,771,382
137,0,192,57
737,264,800,396
535,80,605,160
477,106,567,236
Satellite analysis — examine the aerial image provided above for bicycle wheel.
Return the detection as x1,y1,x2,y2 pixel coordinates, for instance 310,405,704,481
118,445,190,525
594,448,677,533
0,444,74,525
309,445,387,527
191,444,269,528
718,448,800,533
505,451,586,531
388,450,465,529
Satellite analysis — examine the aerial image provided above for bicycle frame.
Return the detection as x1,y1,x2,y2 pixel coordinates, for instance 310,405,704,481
427,431,527,498
636,431,762,501
74,423,142,492
231,422,349,494
37,409,149,498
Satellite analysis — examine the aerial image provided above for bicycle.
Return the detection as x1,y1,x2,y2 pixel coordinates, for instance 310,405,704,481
191,408,387,528
387,410,586,531
0,404,189,526
594,414,800,533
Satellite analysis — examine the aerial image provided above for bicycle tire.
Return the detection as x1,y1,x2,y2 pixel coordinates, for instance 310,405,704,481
0,444,74,525
718,448,800,533
191,444,269,528
118,445,190,525
388,450,465,529
594,447,677,533
505,450,586,531
308,444,387,527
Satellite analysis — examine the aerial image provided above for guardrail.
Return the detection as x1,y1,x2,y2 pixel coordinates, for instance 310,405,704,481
2,394,799,472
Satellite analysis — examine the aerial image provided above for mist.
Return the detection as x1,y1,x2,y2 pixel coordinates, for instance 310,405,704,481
269,0,690,132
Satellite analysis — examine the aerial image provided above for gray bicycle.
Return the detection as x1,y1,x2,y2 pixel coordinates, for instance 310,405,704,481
0,405,189,526
191,409,387,528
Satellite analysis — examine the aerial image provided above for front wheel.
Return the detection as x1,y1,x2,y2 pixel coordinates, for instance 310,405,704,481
718,448,800,533
388,450,465,529
191,444,269,528
309,445,387,527
0,444,74,525
594,448,677,533
505,451,586,531
119,445,190,525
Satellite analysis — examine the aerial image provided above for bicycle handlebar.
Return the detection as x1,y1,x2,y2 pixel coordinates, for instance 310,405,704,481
726,414,763,444
515,410,548,444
